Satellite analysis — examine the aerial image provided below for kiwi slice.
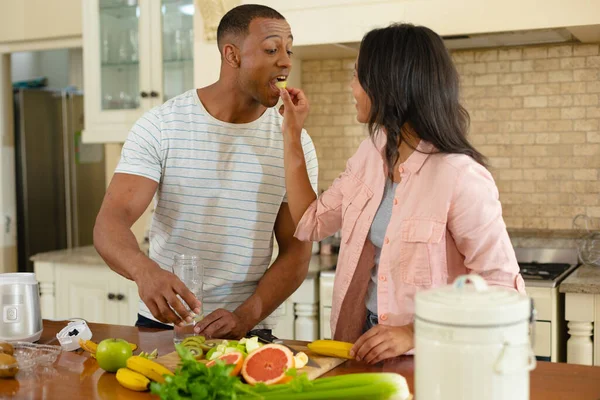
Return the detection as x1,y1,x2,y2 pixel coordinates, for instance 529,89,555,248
199,342,216,352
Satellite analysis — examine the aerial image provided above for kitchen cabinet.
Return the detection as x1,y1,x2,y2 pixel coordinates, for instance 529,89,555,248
82,0,195,143
0,0,82,44
319,271,334,340
34,258,139,326
560,265,600,366
33,245,333,337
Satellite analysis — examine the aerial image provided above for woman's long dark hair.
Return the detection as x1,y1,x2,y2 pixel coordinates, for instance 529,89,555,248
357,23,487,175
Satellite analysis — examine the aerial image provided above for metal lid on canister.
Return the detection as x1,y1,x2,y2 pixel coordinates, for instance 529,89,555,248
415,274,531,327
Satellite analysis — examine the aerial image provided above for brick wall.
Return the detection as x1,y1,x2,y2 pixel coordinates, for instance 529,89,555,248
301,43,600,231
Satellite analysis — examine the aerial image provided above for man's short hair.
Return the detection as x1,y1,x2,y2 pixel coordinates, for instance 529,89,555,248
217,4,285,52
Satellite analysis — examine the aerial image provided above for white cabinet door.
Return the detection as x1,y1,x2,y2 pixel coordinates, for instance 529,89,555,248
83,0,197,143
118,279,141,326
55,264,120,324
150,0,195,104
82,0,153,143
273,299,295,340
321,307,332,340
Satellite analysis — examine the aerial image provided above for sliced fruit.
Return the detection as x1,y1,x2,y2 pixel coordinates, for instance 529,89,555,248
206,351,245,377
241,344,294,386
138,349,158,360
185,346,203,358
129,343,138,352
275,80,287,89
199,342,216,352
206,347,222,361
116,368,150,391
245,336,261,354
182,336,206,346
293,352,309,368
307,340,354,359
126,355,174,384
79,339,98,354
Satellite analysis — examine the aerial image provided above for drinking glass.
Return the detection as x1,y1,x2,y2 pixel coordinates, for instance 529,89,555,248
171,254,204,344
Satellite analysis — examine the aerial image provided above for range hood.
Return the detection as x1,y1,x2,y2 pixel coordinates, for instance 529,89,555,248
292,27,585,59
442,28,575,50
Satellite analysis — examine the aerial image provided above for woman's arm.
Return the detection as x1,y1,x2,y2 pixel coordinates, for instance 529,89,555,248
447,163,525,292
280,87,346,241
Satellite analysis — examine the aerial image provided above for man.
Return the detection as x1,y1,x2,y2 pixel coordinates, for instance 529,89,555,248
93,4,318,339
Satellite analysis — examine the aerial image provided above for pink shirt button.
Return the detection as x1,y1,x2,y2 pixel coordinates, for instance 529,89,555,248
398,166,404,173
384,237,390,245
380,314,388,321
379,275,386,282
393,198,398,205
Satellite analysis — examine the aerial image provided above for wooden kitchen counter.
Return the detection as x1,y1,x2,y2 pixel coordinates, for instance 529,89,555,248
2,320,600,399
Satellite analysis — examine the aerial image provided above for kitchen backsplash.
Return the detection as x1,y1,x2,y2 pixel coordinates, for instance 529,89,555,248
302,43,600,231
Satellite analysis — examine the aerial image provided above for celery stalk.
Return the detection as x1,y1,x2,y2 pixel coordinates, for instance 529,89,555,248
239,373,411,400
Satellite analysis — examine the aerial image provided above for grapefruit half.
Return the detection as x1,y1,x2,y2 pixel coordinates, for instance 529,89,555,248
206,351,245,377
241,344,295,385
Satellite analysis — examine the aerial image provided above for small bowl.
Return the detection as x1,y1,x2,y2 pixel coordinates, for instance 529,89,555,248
10,342,62,371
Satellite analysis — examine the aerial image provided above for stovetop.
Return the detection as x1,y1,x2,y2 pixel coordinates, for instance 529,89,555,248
514,248,580,288
518,262,574,286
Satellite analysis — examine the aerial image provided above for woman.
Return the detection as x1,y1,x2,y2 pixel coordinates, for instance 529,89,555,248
279,23,525,365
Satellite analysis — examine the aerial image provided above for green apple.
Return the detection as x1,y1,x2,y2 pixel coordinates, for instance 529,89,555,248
96,338,133,373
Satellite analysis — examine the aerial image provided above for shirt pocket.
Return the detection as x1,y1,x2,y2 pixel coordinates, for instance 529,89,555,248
398,219,447,286
340,176,373,244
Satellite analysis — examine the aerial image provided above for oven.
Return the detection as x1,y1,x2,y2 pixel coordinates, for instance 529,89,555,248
514,248,579,362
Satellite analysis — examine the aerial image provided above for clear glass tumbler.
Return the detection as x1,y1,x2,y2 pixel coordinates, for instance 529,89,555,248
171,254,204,344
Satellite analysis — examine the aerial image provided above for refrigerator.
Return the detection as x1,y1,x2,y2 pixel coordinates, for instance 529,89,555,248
13,89,106,272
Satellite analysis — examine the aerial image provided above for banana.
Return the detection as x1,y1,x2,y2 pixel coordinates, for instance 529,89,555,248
126,356,174,384
116,368,150,391
307,340,354,359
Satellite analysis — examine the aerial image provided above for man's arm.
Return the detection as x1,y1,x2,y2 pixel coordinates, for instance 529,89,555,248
94,173,201,325
194,202,312,338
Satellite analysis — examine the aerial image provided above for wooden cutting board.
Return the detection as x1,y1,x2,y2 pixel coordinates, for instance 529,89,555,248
155,342,347,380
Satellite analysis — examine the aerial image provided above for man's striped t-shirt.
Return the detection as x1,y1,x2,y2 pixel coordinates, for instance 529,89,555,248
115,89,319,328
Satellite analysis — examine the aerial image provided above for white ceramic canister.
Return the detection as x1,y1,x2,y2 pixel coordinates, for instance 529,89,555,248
415,274,535,400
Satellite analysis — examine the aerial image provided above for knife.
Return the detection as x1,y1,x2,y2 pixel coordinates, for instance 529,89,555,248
246,329,320,368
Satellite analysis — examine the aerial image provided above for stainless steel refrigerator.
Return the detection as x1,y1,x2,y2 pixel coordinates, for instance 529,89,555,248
14,89,106,272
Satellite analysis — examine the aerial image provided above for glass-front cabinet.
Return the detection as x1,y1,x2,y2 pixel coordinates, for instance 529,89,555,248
160,0,195,102
83,0,195,142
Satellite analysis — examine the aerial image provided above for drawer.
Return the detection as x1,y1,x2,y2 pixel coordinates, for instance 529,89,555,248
321,306,332,340
532,321,552,358
526,287,553,321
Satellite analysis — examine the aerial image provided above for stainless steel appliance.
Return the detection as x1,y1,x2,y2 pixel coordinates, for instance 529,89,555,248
515,247,579,288
0,273,43,342
13,89,106,272
514,247,579,362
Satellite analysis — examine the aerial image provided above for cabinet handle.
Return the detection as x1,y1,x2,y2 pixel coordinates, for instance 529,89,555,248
107,293,115,300
140,91,149,98
150,91,159,98
116,294,125,301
